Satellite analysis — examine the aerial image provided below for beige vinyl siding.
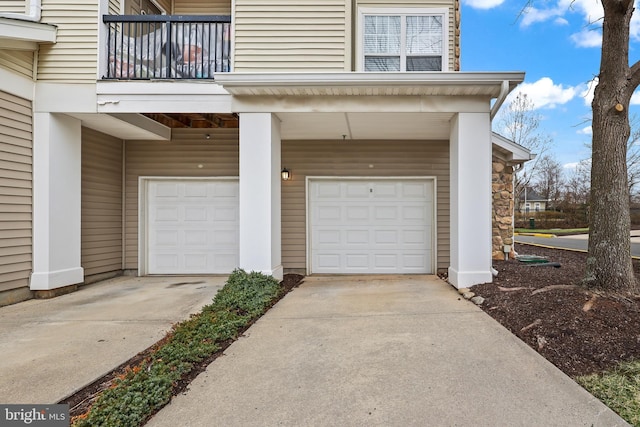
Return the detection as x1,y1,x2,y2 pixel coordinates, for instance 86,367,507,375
37,0,99,81
234,0,348,71
124,128,239,269
356,0,456,71
81,128,123,278
174,0,231,15
0,91,32,292
1,1,26,13
157,0,171,13
109,0,120,15
0,51,34,80
282,139,449,273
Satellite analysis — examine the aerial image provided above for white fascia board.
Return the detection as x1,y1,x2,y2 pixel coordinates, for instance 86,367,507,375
0,18,56,45
491,132,534,163
215,71,525,96
95,81,233,113
35,83,97,113
0,66,34,100
96,93,233,114
97,81,230,95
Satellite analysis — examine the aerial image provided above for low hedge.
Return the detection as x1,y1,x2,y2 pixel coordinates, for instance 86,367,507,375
72,269,282,427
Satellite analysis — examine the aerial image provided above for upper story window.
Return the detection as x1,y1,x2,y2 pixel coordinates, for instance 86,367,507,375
359,8,448,72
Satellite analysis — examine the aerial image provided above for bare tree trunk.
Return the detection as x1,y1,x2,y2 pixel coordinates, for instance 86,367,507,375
585,0,638,293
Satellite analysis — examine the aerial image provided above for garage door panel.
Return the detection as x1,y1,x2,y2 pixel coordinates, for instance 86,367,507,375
154,182,179,197
346,230,369,244
185,230,207,245
317,229,341,245
185,206,207,221
372,183,397,198
184,182,207,197
214,206,237,221
213,229,238,245
154,230,179,245
403,229,428,245
403,254,427,269
345,182,370,198
146,179,239,275
346,254,368,268
185,254,207,268
310,179,433,274
374,230,398,244
214,183,238,197
317,253,341,269
316,182,342,198
403,205,427,221
346,206,369,221
155,207,179,221
402,182,430,198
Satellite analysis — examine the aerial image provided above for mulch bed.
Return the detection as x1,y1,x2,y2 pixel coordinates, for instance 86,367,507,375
474,244,640,377
60,273,304,421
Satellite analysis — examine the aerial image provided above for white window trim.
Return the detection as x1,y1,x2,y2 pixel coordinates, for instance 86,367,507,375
357,7,449,72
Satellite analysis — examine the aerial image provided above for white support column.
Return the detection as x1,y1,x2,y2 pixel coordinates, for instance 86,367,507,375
449,112,493,288
30,113,84,290
238,113,283,281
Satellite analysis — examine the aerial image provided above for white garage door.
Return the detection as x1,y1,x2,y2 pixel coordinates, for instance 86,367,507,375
309,179,433,274
146,179,239,274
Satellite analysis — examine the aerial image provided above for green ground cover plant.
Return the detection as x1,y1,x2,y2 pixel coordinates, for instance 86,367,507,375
577,360,640,427
72,269,282,427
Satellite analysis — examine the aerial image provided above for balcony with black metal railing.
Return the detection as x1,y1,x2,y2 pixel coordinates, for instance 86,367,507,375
103,15,231,80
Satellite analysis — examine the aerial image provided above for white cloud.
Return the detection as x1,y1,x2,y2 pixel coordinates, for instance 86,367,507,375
581,78,597,106
570,29,602,47
577,125,592,135
462,0,505,9
520,6,563,27
563,161,581,170
515,0,640,45
631,90,640,105
508,77,578,109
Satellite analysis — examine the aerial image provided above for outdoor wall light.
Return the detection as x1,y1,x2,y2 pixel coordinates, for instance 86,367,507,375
281,168,291,181
205,134,211,140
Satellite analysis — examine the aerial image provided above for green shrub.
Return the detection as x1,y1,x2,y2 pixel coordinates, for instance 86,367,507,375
73,269,283,427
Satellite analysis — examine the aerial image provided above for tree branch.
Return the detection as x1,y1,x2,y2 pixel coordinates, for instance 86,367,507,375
629,60,640,93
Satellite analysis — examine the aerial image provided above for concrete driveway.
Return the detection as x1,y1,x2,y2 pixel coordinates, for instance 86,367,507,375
0,275,225,404
148,275,627,427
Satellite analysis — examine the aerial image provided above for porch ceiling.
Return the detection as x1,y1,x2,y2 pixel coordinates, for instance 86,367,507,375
277,112,453,140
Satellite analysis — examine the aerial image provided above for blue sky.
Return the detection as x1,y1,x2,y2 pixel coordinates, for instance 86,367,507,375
460,0,640,171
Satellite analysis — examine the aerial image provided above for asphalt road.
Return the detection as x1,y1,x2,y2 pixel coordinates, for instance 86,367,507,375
515,234,640,258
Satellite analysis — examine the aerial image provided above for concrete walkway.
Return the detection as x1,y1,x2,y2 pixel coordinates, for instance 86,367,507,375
148,275,627,427
0,276,225,404
516,231,640,257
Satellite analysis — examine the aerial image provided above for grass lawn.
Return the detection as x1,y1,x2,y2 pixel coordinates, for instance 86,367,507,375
577,360,640,426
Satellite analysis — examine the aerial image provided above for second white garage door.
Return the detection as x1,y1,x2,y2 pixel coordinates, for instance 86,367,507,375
309,178,434,274
145,179,239,274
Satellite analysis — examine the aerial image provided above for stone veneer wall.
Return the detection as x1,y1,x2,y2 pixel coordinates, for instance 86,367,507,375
492,157,516,260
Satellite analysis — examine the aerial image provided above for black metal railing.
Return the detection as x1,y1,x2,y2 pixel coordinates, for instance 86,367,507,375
103,15,231,80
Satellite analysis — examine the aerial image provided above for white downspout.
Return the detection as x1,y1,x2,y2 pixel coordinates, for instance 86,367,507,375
0,0,42,22
490,80,510,120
